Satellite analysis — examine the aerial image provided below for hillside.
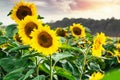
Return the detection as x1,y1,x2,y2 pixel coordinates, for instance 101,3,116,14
47,17,120,37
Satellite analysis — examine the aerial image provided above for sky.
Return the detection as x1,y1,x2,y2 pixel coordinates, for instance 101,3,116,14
0,0,120,25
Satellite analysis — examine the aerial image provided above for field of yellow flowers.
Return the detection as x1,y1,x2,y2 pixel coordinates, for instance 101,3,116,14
0,0,120,80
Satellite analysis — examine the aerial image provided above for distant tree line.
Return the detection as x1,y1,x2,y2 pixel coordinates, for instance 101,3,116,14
47,17,120,37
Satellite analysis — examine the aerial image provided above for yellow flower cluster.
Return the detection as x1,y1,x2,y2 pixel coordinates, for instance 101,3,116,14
10,0,61,56
92,32,106,57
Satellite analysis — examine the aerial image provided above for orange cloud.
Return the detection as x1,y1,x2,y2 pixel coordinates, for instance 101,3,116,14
69,0,118,11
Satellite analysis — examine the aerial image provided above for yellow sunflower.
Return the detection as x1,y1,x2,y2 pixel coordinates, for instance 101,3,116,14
18,16,42,45
92,32,106,57
55,27,68,37
92,44,104,57
11,0,37,23
70,23,85,38
93,32,106,45
30,25,61,56
89,72,104,80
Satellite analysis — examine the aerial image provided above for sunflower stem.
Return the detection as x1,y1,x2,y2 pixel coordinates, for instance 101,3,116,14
50,54,53,80
80,46,91,80
80,52,87,80
35,57,39,76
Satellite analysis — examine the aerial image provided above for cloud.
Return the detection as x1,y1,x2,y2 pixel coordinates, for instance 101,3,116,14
69,0,106,11
27,0,73,13
69,0,120,11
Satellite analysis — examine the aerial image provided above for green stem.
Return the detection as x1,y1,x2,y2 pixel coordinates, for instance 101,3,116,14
36,57,39,76
80,52,87,80
50,55,53,80
80,46,91,80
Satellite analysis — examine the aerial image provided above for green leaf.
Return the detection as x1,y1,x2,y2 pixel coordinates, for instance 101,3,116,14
55,66,75,80
53,52,73,63
60,44,83,52
23,69,34,80
7,10,12,16
39,63,50,74
0,57,31,73
62,61,80,77
38,15,44,19
88,62,102,71
3,67,24,80
32,75,45,80
0,58,16,72
8,45,30,52
5,24,17,38
103,69,120,80
0,36,8,45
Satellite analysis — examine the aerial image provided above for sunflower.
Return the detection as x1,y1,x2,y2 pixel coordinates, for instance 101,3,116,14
30,25,61,56
18,16,42,45
55,27,68,37
11,0,37,23
91,32,106,57
89,72,104,80
93,32,106,45
70,23,85,38
92,44,104,57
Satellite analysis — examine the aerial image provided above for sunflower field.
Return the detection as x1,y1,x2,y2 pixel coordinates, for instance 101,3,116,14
1,0,120,80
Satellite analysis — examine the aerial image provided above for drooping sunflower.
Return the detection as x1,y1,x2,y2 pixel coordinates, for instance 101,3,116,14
91,32,106,57
18,16,42,45
11,0,37,23
55,27,68,37
89,72,104,80
30,25,61,56
70,23,85,38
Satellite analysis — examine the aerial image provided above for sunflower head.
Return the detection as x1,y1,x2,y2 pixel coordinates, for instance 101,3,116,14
11,0,37,23
18,16,42,45
30,25,61,56
91,32,106,57
89,72,104,80
55,27,68,37
94,32,106,45
70,23,85,38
